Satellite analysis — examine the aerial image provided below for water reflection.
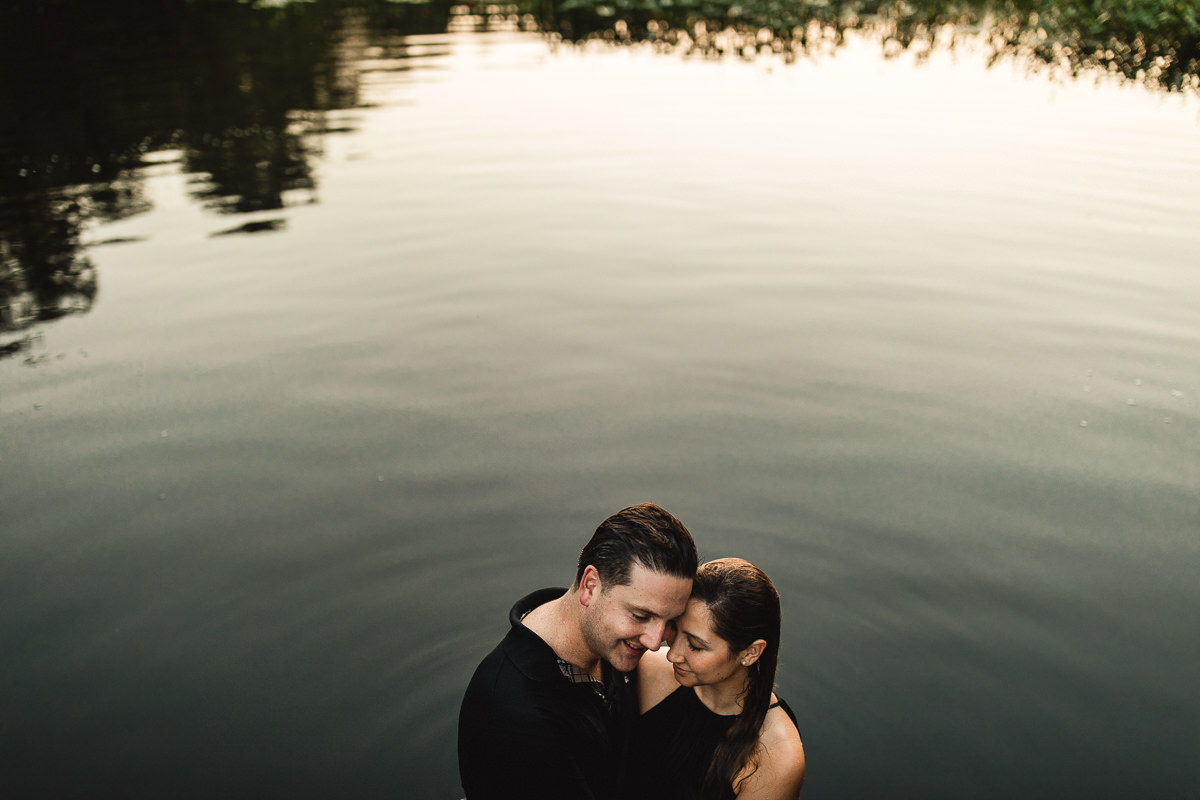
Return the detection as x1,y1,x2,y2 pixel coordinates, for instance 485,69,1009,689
0,0,455,358
538,0,1200,97
0,186,101,361
0,0,1196,358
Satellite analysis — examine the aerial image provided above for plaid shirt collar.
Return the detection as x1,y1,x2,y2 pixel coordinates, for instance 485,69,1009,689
557,659,607,699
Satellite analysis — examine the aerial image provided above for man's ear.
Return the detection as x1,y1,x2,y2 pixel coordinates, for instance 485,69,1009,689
740,639,767,667
578,565,601,607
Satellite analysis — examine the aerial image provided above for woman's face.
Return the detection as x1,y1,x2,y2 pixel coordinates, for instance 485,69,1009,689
665,598,744,688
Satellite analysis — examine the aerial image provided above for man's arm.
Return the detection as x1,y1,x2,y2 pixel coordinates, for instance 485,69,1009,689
460,722,599,800
459,670,604,800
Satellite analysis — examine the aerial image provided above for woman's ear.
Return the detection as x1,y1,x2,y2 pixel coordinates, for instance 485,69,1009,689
740,639,768,667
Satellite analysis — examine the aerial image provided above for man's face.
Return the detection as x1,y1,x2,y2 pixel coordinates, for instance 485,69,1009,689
579,561,692,673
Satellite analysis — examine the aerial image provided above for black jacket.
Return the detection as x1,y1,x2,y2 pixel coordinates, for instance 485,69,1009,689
457,588,637,800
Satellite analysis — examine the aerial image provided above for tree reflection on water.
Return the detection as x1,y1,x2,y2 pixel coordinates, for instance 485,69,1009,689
0,0,452,359
538,0,1199,95
0,0,1196,358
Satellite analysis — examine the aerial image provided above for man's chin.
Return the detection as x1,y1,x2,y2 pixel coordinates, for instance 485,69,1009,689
611,642,645,671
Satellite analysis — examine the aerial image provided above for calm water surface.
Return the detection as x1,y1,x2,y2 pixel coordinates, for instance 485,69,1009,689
2,9,1198,799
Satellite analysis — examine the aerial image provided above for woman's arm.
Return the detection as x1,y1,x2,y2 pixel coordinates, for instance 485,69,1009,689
733,708,806,800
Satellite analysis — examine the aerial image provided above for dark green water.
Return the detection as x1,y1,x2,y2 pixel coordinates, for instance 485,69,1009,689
2,2,1198,797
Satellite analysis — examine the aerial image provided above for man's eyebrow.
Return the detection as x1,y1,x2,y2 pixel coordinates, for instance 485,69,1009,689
629,604,668,619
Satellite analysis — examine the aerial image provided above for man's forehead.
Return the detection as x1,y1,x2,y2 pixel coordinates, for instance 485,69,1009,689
626,560,692,586
617,563,691,612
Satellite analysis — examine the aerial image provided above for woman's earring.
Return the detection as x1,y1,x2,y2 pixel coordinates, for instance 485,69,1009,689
741,660,747,666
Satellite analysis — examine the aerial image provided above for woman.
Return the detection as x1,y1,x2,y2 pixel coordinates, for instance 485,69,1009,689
626,558,805,800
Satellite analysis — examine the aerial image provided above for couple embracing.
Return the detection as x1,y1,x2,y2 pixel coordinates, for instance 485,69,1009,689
458,503,806,800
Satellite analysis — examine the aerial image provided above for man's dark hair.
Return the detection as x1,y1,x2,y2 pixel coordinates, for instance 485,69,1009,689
574,503,698,589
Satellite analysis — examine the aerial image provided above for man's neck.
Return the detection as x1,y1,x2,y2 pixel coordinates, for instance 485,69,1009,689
522,589,602,679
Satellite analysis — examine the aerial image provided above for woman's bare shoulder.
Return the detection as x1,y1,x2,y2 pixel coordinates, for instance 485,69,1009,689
636,648,679,714
734,705,806,799
762,705,805,764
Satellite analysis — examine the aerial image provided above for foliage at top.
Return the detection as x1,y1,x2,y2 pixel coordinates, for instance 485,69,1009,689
538,0,1200,93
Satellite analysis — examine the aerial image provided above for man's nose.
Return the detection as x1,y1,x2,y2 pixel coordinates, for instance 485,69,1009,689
641,620,667,650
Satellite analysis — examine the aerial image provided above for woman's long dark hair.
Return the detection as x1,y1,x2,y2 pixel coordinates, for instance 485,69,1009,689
693,558,782,800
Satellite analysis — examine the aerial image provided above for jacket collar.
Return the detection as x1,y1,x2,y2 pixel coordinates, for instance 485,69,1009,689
506,587,594,683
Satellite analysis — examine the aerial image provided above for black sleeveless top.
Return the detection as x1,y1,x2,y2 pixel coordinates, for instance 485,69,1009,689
624,686,800,800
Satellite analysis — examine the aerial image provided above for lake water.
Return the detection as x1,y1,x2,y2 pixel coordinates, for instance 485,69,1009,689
2,4,1198,798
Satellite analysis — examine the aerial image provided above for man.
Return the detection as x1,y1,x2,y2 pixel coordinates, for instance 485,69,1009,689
458,503,698,799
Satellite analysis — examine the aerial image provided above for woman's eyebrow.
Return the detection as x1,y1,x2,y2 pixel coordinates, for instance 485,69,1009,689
679,627,709,647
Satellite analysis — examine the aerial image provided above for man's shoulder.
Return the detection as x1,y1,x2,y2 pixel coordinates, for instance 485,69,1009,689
511,587,568,622
460,628,585,743
461,588,569,709
464,634,539,699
